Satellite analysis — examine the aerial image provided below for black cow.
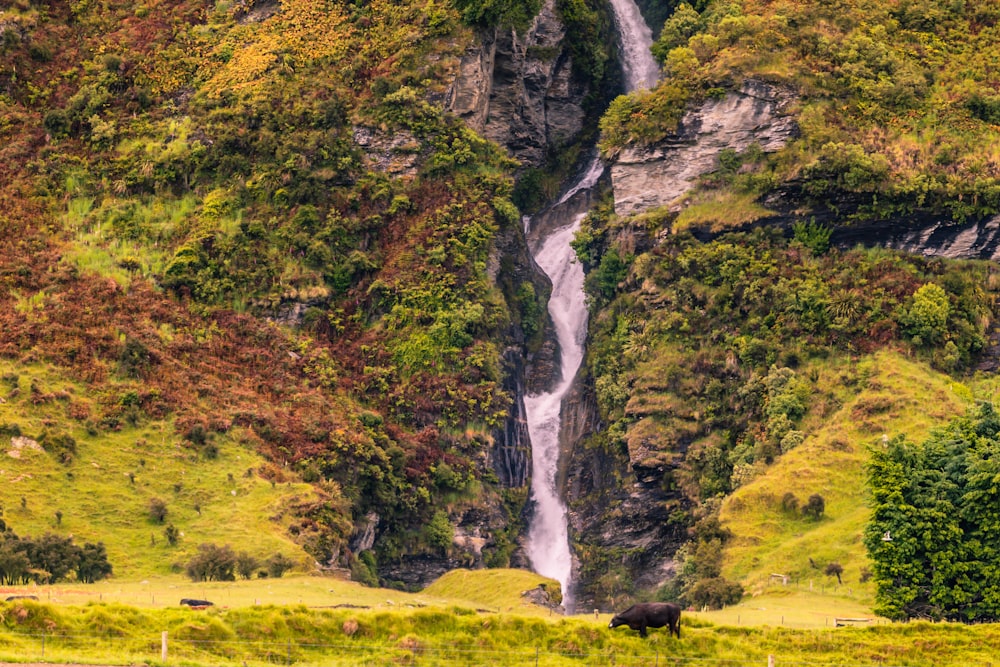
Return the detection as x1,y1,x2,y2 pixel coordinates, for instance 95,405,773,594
180,598,214,608
609,602,681,638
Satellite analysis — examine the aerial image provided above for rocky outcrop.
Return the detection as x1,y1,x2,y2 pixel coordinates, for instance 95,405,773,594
353,126,422,177
830,214,1000,261
234,0,280,24
562,375,688,607
491,347,531,487
610,79,798,217
378,503,509,588
447,0,589,167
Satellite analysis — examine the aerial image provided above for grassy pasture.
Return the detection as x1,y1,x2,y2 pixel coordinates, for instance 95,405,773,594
0,361,316,579
0,571,994,666
0,570,560,617
0,593,996,666
720,352,970,602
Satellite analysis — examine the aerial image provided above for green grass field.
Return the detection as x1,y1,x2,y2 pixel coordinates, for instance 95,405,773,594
0,574,996,667
0,361,316,579
719,352,971,603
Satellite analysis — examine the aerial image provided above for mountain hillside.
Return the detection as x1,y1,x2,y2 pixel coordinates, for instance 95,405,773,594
0,0,605,585
4,0,1000,616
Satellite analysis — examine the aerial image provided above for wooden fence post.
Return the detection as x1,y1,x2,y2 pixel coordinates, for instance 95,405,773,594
161,631,168,662
768,655,775,667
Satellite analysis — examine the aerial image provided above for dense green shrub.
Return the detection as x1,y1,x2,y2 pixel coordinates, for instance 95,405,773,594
557,0,610,83
651,3,702,62
451,0,543,29
186,543,237,582
0,530,110,585
966,93,1000,124
685,576,744,609
350,550,379,587
37,431,77,465
898,283,950,346
425,511,454,553
265,553,295,578
147,497,167,524
791,220,832,255
802,494,825,520
235,552,259,580
77,542,113,583
866,404,1000,621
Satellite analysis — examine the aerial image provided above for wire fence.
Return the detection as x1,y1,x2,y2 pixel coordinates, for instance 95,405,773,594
0,631,995,667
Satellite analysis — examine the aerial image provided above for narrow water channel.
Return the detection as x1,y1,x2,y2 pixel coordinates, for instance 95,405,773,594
523,0,660,613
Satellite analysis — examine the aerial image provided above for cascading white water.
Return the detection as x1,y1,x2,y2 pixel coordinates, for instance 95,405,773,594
523,160,605,611
609,0,661,91
524,0,658,612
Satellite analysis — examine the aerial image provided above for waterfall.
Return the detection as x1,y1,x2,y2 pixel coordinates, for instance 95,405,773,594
523,0,658,613
609,0,661,91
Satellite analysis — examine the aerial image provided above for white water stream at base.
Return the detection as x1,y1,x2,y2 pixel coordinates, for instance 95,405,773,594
524,0,658,612
523,160,605,612
523,0,659,612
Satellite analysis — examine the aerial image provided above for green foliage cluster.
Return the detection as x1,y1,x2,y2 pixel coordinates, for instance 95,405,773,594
866,403,1000,622
451,0,543,29
0,527,111,585
184,544,237,582
556,0,611,85
574,220,998,596
603,0,1000,222
658,514,744,609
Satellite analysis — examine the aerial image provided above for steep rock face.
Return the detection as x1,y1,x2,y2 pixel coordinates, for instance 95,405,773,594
566,79,799,605
378,502,510,588
448,0,589,167
561,228,689,609
831,214,1000,261
446,0,598,569
487,214,553,490
610,80,798,217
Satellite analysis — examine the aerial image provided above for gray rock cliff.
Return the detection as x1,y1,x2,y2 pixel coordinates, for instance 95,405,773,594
610,79,798,217
447,0,589,167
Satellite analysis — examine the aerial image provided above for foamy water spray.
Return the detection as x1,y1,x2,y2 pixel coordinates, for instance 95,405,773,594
609,0,660,91
524,0,657,612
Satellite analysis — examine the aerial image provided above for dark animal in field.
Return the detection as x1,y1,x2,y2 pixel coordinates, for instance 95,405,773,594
609,602,681,638
180,598,214,608
5,595,38,601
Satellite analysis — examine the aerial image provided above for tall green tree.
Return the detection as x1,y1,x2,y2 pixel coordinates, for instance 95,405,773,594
865,404,1000,621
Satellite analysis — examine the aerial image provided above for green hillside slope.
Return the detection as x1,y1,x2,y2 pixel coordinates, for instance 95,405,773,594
573,211,1000,605
0,0,551,583
0,359,318,577
719,351,968,599
570,0,1000,609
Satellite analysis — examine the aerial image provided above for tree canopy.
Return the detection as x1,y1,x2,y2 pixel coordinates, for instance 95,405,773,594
865,403,1000,622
